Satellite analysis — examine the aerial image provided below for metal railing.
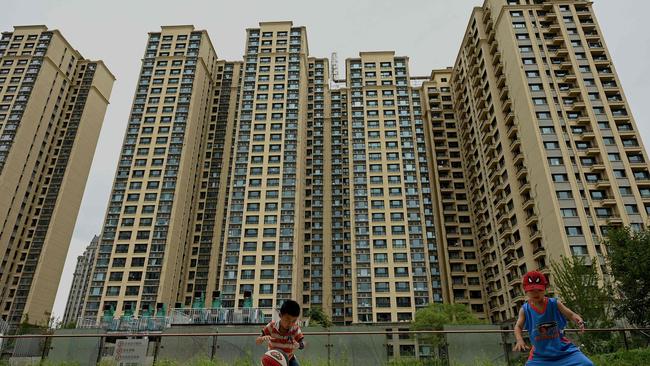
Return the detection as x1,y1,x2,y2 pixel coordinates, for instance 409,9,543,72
0,327,648,366
76,315,169,332
170,307,267,325
76,307,275,332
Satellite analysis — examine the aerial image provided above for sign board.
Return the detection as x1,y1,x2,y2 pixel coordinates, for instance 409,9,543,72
114,338,148,365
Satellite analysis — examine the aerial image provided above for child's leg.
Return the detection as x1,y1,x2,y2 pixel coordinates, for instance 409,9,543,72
288,356,300,366
559,351,594,366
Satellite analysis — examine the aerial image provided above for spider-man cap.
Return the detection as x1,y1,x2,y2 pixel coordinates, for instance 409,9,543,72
522,271,548,292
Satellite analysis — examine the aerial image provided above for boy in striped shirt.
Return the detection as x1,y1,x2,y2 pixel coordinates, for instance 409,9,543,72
256,300,305,366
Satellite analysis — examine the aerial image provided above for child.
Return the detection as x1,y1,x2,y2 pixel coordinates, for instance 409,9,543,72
256,300,305,366
514,270,593,366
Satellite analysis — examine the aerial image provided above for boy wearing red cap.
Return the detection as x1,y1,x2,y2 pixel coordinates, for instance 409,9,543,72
513,271,593,366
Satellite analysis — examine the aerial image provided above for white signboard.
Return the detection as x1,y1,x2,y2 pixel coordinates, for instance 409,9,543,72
114,338,148,366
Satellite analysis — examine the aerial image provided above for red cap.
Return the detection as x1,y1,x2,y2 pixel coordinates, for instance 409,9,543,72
522,271,548,292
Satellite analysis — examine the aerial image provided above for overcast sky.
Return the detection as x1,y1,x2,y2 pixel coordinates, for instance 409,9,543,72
2,0,649,321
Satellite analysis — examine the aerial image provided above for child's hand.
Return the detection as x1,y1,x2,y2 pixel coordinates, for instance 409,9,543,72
572,314,585,333
256,335,271,345
513,340,529,352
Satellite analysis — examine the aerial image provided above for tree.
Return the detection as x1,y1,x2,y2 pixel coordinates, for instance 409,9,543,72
307,306,333,328
605,227,650,327
551,256,613,326
551,255,615,352
411,303,484,347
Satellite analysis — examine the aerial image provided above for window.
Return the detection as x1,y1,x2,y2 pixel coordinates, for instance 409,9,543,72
557,191,573,199
570,245,588,256
533,98,547,105
376,297,390,307
590,190,606,200
540,126,555,134
619,187,633,196
548,157,563,166
552,174,569,182
625,204,639,214
561,208,578,217
565,226,583,236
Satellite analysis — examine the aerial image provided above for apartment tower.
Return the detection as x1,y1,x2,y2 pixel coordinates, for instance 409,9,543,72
62,235,99,325
0,25,114,328
451,0,650,322
83,0,650,325
83,25,220,318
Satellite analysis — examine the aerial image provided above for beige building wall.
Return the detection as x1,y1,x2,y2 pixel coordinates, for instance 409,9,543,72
84,25,218,318
341,52,441,323
0,26,114,329
422,70,487,318
216,21,310,311
302,57,331,315
62,235,99,325
451,0,650,322
179,60,243,307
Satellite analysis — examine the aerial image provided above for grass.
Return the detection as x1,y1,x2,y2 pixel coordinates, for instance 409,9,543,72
590,347,650,366
0,347,648,365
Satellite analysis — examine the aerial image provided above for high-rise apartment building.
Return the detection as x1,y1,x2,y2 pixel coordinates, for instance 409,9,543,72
215,22,311,311
423,69,486,316
335,52,443,323
62,235,99,325
0,25,114,329
83,25,220,319
451,0,650,322
83,0,650,325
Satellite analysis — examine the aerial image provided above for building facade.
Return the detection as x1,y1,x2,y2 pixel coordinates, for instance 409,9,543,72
62,235,99,325
451,0,650,322
84,0,650,325
0,25,114,329
83,25,220,319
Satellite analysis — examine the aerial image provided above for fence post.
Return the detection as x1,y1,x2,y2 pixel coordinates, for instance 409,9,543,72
153,336,161,364
326,331,331,366
40,335,49,361
620,330,629,350
499,331,509,366
96,335,104,365
210,332,218,360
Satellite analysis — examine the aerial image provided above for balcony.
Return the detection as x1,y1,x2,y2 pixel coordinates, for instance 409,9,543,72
525,212,538,226
513,151,524,165
595,180,611,189
522,197,535,211
516,165,528,179
580,130,596,140
510,138,521,150
506,123,518,139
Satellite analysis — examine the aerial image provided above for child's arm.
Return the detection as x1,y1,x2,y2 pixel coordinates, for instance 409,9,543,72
256,325,272,345
513,307,529,352
295,327,305,350
256,334,271,345
557,300,585,332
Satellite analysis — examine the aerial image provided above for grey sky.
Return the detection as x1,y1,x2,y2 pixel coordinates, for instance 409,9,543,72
2,0,648,321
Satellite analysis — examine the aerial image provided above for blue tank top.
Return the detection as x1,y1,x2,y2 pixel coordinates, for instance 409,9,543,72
522,297,579,361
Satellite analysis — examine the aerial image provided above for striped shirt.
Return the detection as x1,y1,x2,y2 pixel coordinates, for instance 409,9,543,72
261,320,304,360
